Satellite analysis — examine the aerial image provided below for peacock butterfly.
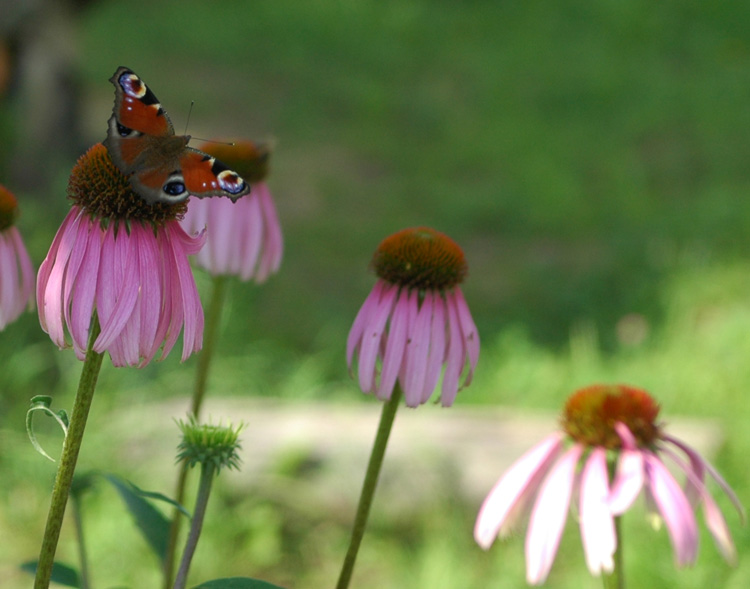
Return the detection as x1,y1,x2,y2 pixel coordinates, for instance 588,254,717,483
103,66,251,205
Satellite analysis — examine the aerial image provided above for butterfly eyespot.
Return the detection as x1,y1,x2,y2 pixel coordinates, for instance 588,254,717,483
116,122,133,137
217,169,247,194
120,73,146,98
163,180,187,197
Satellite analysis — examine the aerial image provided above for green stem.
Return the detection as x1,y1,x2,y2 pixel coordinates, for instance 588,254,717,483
173,462,216,589
335,386,402,589
163,467,189,589
163,275,226,589
602,516,624,589
35,316,103,589
189,274,226,418
70,492,90,589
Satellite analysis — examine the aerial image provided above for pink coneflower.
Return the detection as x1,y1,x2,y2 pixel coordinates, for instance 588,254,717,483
181,141,282,282
0,184,34,329
474,384,744,585
347,227,479,407
37,143,205,367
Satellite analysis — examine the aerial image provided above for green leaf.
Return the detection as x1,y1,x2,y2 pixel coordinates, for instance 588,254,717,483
192,578,286,589
100,473,172,563
127,479,191,519
26,396,69,462
21,560,81,587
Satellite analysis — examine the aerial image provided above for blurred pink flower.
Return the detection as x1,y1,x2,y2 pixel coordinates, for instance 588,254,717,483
0,184,34,329
347,227,479,407
474,384,744,585
181,141,282,282
608,422,743,566
37,144,205,367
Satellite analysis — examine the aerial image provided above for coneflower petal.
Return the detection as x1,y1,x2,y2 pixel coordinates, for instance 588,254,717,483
580,448,616,575
526,443,583,585
474,432,564,549
402,289,432,406
379,287,410,401
644,452,699,566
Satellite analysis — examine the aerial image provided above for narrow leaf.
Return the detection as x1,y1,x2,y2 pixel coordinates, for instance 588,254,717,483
21,560,81,587
100,473,171,563
128,480,191,518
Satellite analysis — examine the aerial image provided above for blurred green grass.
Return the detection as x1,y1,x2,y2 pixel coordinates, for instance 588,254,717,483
1,0,750,587
62,0,750,351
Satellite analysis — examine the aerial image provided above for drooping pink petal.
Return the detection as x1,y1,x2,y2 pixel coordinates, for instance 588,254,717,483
168,222,204,361
526,443,583,585
68,223,101,356
176,220,206,256
608,448,645,516
10,226,35,312
207,198,239,275
474,432,565,549
659,435,705,508
135,225,161,365
402,289,432,406
117,231,143,366
37,207,77,328
237,196,263,280
354,281,398,393
255,183,284,282
348,231,477,406
154,227,179,361
579,447,616,576
662,434,745,523
41,210,82,348
182,196,208,240
346,280,384,369
421,292,446,404
94,223,141,360
38,207,204,367
644,452,699,567
658,444,739,565
61,217,91,340
159,225,187,360
698,485,738,565
0,226,34,328
451,287,479,386
378,287,411,401
441,291,465,406
608,422,646,515
182,183,282,283
0,233,18,326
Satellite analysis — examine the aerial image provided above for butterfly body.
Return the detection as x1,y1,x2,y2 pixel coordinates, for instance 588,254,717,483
103,66,250,205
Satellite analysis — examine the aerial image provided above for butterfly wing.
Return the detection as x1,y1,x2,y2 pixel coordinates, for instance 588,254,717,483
104,66,175,175
104,67,250,205
179,147,251,200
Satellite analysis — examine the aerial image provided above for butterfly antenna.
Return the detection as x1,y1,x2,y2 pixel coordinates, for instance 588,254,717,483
192,137,236,146
184,100,195,135
182,101,233,145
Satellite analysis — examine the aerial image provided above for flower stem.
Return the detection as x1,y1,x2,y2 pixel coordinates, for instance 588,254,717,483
163,275,226,589
173,462,216,589
335,386,402,589
70,491,90,589
189,274,226,418
35,316,103,589
602,516,625,589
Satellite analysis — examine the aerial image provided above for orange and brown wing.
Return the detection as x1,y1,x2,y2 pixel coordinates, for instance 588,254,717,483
103,66,174,172
179,148,251,200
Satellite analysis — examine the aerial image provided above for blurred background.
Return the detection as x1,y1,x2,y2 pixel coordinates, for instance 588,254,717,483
1,1,749,587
